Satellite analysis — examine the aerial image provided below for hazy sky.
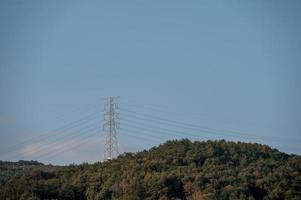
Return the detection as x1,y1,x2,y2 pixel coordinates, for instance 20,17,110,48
0,0,300,165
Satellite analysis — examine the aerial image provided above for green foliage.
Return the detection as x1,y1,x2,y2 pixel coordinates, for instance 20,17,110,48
0,139,300,199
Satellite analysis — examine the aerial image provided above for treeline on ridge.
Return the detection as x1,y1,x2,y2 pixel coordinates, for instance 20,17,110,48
0,139,300,199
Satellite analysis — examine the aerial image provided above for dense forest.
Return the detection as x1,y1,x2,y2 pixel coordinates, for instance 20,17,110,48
0,139,301,200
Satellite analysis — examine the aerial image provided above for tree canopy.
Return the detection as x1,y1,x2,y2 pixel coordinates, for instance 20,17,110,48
1,139,300,200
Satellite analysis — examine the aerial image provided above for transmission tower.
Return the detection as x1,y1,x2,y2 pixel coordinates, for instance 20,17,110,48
103,96,119,160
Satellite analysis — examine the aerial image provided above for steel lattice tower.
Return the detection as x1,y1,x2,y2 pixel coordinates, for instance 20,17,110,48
103,96,119,160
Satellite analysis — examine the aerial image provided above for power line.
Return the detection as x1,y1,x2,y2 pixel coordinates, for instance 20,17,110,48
120,116,260,143
120,108,257,138
120,110,296,144
120,122,202,142
0,111,102,156
6,123,102,161
33,130,104,162
119,128,168,142
119,100,237,125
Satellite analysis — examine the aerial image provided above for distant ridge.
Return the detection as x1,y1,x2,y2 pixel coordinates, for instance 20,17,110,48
0,160,43,166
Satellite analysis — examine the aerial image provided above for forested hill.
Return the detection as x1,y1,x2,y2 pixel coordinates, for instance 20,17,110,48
1,139,301,200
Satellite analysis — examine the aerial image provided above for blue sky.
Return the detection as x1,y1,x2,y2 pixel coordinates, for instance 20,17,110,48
0,0,300,164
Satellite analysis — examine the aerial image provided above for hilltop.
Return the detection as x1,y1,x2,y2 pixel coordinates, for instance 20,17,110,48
0,139,301,199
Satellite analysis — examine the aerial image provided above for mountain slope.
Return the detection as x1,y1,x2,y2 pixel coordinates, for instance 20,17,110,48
1,139,301,200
